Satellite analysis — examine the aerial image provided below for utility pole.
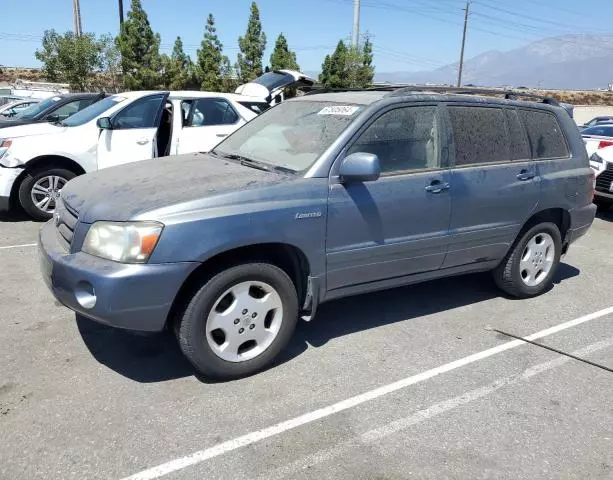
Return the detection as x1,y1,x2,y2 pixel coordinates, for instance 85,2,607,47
457,1,470,87
351,0,361,48
118,0,124,29
72,0,83,36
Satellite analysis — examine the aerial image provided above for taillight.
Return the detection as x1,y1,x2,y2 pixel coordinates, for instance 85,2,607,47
598,140,613,149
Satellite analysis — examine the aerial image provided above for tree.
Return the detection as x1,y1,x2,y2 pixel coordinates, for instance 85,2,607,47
116,0,163,90
197,14,225,92
99,34,122,92
35,30,102,91
319,38,375,88
237,2,267,82
269,33,299,71
163,36,193,90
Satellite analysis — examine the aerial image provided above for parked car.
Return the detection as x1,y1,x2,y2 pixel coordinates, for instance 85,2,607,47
581,124,613,157
0,98,41,118
38,88,596,380
578,116,613,130
588,145,613,210
0,91,272,220
0,93,106,129
0,95,25,106
235,69,315,105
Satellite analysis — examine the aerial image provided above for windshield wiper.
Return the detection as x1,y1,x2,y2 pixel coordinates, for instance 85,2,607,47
214,152,273,172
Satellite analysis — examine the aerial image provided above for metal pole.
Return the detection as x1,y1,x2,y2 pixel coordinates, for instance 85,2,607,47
118,0,124,28
73,0,83,36
457,1,470,87
351,0,361,48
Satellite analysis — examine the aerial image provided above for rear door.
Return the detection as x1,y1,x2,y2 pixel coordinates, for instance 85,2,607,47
443,105,540,268
326,104,452,290
96,93,167,170
176,98,245,154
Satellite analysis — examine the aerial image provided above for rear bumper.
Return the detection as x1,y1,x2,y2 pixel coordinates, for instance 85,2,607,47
38,220,199,332
567,203,597,245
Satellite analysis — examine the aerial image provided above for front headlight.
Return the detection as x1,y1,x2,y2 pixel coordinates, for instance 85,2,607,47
0,139,18,167
82,221,164,263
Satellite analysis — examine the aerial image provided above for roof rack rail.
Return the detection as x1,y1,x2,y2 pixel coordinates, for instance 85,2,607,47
302,85,560,106
384,85,560,106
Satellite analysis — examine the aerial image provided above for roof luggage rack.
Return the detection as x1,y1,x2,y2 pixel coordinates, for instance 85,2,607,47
303,85,560,106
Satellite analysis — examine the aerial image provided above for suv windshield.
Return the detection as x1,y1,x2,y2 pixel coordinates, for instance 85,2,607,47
61,96,126,127
213,100,364,172
14,96,61,119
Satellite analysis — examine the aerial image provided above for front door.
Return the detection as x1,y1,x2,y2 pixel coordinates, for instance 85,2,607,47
443,105,540,268
326,105,452,291
176,98,245,154
97,93,168,170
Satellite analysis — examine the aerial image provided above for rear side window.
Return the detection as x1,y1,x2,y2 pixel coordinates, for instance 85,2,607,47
518,110,569,159
505,109,530,160
448,106,510,166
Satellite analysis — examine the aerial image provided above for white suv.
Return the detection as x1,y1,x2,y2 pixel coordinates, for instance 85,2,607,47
0,91,270,220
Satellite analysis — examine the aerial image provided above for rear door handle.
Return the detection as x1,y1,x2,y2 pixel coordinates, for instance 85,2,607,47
136,138,150,145
425,181,450,193
517,169,536,181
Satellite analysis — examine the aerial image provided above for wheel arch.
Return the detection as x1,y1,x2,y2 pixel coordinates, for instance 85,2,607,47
166,242,311,330
10,155,86,205
521,207,571,241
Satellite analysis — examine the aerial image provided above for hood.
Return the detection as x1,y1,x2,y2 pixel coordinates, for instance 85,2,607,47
235,70,315,103
62,153,293,223
0,121,64,139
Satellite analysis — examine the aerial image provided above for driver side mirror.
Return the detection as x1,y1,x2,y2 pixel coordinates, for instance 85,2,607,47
339,152,381,183
96,117,112,130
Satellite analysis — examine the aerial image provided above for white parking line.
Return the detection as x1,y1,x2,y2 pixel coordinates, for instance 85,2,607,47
121,306,613,480
0,243,37,250
261,336,613,480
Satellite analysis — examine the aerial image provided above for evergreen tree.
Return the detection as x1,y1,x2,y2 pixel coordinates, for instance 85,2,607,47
319,40,348,88
197,14,224,92
116,0,163,90
358,36,375,87
319,38,375,88
237,2,267,82
164,36,193,90
269,33,299,71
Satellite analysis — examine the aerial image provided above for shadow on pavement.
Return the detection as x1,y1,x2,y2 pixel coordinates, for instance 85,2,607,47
77,263,580,384
596,208,613,222
0,209,32,223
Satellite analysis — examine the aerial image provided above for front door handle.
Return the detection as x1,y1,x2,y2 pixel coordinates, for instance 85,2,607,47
136,138,150,145
517,169,536,181
425,181,450,194
216,133,228,138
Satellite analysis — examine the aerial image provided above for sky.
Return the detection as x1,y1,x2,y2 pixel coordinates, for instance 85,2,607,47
1,0,613,75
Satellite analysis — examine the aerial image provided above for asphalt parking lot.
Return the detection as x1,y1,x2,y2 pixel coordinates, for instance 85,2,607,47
1,210,613,480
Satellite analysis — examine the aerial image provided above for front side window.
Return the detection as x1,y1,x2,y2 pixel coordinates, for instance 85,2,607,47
449,106,510,166
187,99,239,127
112,95,165,129
348,106,440,174
214,100,363,172
61,96,127,127
519,109,569,159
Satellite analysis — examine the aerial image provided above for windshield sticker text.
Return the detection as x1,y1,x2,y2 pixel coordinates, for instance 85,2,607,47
317,106,360,116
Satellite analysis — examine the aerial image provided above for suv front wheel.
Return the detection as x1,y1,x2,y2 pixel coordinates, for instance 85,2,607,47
18,167,76,221
493,222,562,298
177,263,299,380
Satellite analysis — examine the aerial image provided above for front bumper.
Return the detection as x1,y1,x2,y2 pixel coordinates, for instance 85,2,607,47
0,166,21,212
38,220,199,332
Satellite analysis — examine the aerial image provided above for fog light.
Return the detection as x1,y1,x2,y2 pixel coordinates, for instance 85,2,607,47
75,281,96,309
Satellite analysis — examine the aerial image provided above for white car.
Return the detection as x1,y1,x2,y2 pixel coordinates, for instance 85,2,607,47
0,90,271,220
582,123,613,157
0,99,41,118
589,144,613,210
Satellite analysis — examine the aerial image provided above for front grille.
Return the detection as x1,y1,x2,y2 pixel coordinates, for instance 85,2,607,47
595,164,613,193
55,198,79,251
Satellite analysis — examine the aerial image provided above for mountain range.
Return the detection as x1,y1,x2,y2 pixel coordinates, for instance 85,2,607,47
310,35,613,90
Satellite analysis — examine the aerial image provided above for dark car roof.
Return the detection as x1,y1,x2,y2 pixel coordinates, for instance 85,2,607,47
54,93,106,100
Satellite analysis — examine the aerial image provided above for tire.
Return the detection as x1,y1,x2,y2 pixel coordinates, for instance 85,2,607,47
18,167,77,221
177,263,299,380
493,222,562,299
594,198,613,212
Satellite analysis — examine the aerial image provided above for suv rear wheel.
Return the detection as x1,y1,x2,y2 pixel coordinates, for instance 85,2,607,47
493,222,562,298
18,167,76,221
177,263,299,380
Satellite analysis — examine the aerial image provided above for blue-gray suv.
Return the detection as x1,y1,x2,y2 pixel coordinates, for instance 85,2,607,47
39,88,597,379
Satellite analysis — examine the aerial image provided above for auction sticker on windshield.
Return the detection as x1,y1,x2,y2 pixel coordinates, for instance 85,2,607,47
318,105,361,116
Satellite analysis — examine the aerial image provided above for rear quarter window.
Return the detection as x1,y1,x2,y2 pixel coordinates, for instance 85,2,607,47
448,106,510,166
518,109,569,159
